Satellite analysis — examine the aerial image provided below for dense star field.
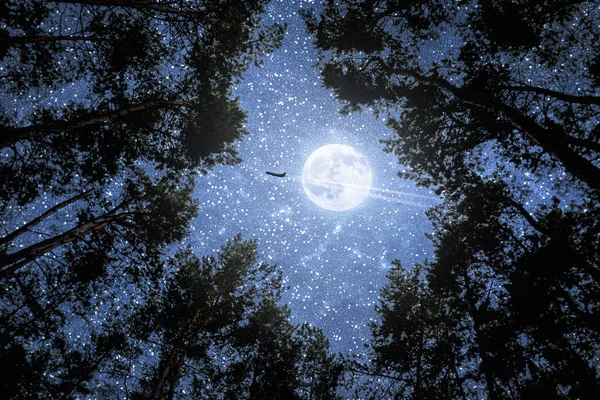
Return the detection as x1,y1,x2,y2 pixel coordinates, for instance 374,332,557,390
190,1,437,352
1,0,599,399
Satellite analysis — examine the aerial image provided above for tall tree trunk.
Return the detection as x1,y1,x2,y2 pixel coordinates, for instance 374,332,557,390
0,208,146,276
486,100,600,195
0,189,93,247
150,307,206,400
0,100,192,149
451,358,469,400
461,275,501,400
166,351,187,400
414,323,424,399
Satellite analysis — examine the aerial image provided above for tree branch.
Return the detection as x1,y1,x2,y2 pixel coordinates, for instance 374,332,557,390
0,209,149,276
502,84,600,106
55,0,218,22
0,189,93,247
373,59,600,194
566,136,600,153
0,100,193,149
1,35,110,45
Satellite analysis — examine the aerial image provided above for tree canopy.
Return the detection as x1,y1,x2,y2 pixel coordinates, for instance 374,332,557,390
1,0,284,282
302,0,600,196
1,235,345,399
357,175,600,399
2,0,600,398
304,1,600,398
1,0,285,209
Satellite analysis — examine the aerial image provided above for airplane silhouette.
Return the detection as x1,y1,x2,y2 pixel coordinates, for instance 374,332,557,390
266,171,286,177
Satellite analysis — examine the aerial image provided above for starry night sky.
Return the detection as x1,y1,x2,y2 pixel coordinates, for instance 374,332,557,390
183,0,439,354
1,0,571,358
4,1,600,397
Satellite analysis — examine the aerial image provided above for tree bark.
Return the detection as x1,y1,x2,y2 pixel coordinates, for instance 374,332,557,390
0,100,192,149
166,350,187,400
150,307,205,400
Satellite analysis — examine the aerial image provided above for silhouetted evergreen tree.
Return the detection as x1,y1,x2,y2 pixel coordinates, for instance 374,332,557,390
296,324,345,400
1,0,284,208
303,3,600,398
359,262,469,400
0,0,284,309
362,176,600,399
0,2,347,399
0,236,344,398
302,0,600,195
0,167,197,277
130,236,344,400
0,250,149,398
0,167,197,398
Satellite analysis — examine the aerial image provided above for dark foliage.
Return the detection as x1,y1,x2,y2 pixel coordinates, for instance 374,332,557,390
304,1,600,398
1,0,285,208
0,235,345,398
302,0,600,196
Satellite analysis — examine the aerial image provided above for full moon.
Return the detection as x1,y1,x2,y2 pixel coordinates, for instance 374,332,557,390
301,144,372,211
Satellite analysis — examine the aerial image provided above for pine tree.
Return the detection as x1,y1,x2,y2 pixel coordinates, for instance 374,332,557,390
303,4,600,397
1,167,197,277
364,262,469,400
1,0,285,208
302,0,600,195
363,176,600,399
124,236,344,399
0,236,345,398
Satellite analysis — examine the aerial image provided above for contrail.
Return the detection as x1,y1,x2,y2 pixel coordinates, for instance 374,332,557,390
285,175,437,207
367,192,431,208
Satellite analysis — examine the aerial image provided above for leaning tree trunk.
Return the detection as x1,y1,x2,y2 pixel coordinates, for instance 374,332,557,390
383,63,600,195
150,307,206,400
0,100,192,149
0,208,147,277
0,189,93,247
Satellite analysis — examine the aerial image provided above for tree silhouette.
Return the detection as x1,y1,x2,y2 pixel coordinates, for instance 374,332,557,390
1,0,285,208
132,236,344,400
302,0,600,195
362,175,600,399
303,4,600,397
0,236,344,398
1,167,197,277
363,262,468,400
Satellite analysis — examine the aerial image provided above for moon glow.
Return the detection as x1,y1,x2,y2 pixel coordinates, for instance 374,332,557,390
301,144,372,211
